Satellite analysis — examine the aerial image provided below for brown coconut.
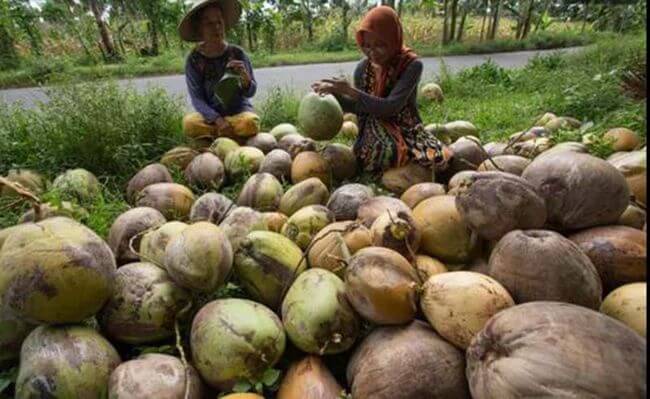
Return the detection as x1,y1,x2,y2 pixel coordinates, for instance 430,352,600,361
278,133,317,159
357,196,411,228
291,151,332,186
189,193,235,224
413,195,479,264
483,142,507,157
608,149,646,206
488,229,602,309
262,212,288,233
414,255,448,283
454,172,547,241
345,247,419,324
523,152,630,230
160,146,198,170
135,183,195,220
259,149,292,181
183,152,225,189
447,170,479,195
381,162,432,195
347,320,470,399
604,127,641,151
446,137,489,175
466,302,646,399
321,143,357,182
400,182,446,209
277,356,344,399
308,221,372,276
568,225,646,294
126,163,173,204
370,210,421,261
477,155,531,176
108,207,166,265
326,184,374,221
246,133,277,154
618,204,646,229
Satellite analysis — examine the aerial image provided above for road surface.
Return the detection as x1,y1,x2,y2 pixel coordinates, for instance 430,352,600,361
0,46,583,110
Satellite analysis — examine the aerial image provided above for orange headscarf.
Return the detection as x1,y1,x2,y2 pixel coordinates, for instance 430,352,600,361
355,5,418,97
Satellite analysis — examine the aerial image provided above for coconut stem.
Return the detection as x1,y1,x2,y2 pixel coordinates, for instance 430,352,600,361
631,196,646,210
175,302,193,399
463,136,504,172
504,130,529,152
0,177,42,221
127,223,167,268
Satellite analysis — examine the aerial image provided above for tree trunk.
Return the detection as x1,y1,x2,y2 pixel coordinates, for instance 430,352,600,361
246,22,254,50
581,0,589,32
449,0,459,41
457,9,468,42
521,0,534,39
442,0,450,44
148,20,159,56
479,0,488,40
397,0,403,17
88,0,119,60
488,0,501,40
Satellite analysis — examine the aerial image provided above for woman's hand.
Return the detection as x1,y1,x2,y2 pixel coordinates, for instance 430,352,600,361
214,117,234,136
227,60,251,88
312,77,358,99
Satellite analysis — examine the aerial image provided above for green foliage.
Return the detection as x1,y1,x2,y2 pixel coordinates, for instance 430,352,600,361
0,367,17,395
0,81,184,186
258,86,301,130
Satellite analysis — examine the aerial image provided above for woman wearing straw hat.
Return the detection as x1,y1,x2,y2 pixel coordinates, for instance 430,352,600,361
180,0,260,141
311,6,452,175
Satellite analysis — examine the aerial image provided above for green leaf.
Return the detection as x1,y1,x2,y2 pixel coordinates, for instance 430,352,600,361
232,381,252,393
262,368,281,386
254,382,264,393
0,367,18,394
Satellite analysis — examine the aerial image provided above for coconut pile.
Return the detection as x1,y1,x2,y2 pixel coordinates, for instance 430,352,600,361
0,90,647,399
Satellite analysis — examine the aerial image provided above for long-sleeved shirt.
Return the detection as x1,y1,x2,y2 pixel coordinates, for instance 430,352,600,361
335,57,423,122
185,44,257,124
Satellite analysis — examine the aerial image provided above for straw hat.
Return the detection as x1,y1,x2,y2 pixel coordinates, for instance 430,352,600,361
178,0,242,42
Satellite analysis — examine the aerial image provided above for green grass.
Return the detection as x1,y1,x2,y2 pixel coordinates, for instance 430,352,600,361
0,30,597,90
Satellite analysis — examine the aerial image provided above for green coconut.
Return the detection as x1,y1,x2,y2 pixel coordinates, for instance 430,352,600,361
164,222,233,292
237,173,284,212
338,121,359,140
189,192,235,224
0,217,115,324
190,298,286,391
281,205,334,250
262,212,288,233
259,149,293,181
99,262,190,344
0,301,36,367
210,137,241,161
345,247,420,325
184,152,225,190
322,143,358,182
281,268,359,355
126,163,173,204
279,177,330,217
135,183,195,220
269,123,299,140
444,120,478,141
107,207,167,265
52,168,102,203
219,206,268,252
139,221,188,266
544,116,582,133
420,82,444,102
225,146,265,180
15,325,121,399
1,169,49,197
18,201,89,224
108,353,205,399
297,92,344,141
160,146,199,170
234,230,306,309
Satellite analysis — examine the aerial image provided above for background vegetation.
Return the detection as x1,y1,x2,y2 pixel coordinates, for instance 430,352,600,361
0,0,645,87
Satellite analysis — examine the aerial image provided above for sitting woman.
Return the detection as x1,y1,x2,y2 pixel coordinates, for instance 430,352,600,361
179,0,260,141
312,6,452,175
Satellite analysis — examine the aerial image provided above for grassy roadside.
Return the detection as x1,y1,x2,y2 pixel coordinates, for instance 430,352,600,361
0,32,645,234
0,31,596,90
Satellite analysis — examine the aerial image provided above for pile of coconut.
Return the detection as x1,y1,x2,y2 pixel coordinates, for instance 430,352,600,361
0,92,646,399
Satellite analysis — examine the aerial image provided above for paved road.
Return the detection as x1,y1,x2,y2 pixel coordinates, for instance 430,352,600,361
0,46,583,110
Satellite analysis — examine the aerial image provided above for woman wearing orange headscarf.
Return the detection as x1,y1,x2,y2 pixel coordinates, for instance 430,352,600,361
312,6,452,174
